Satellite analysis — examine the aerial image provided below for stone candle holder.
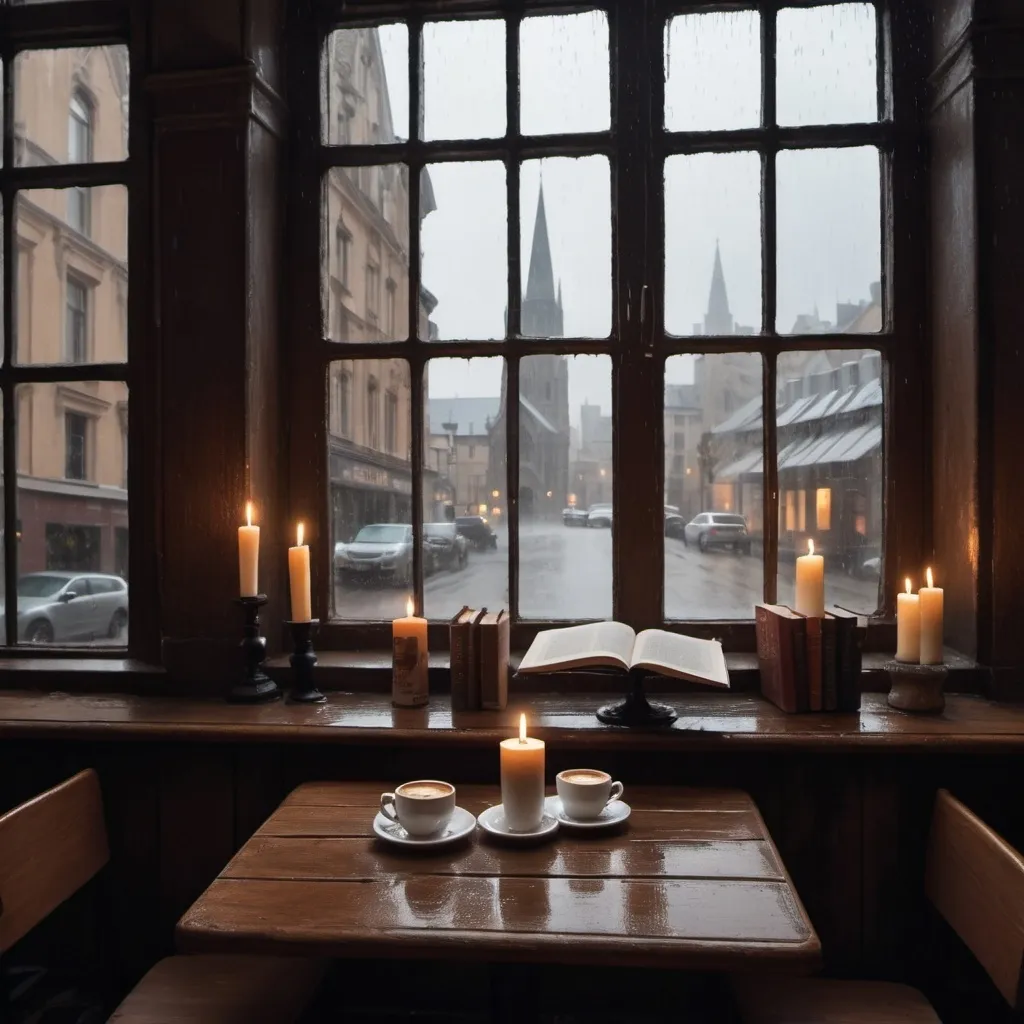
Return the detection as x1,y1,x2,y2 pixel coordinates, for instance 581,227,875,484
886,660,947,713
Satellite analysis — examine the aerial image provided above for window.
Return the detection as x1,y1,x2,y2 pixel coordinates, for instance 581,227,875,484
65,277,88,362
366,378,379,449
384,390,398,454
336,218,351,287
337,370,351,438
307,3,916,648
385,278,397,336
64,412,88,480
68,90,93,234
816,487,833,531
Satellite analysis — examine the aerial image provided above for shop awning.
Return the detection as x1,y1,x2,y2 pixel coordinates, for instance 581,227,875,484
715,424,881,481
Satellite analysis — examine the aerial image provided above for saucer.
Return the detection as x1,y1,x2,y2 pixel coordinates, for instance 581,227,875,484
545,795,632,830
477,804,559,842
372,805,476,848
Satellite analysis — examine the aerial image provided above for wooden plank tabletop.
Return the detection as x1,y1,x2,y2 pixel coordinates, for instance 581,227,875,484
176,782,821,972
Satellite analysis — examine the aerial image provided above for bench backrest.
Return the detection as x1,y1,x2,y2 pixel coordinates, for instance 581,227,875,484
926,788,1024,1008
0,769,109,952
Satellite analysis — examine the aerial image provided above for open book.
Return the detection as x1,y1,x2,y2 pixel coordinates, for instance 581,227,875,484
517,622,730,688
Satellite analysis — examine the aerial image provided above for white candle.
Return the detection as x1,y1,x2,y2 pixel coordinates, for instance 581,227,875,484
392,598,428,707
238,501,259,597
500,713,545,832
795,538,825,618
895,576,920,663
288,522,312,622
919,566,944,666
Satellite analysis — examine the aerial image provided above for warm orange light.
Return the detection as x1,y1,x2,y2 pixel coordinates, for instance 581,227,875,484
406,598,414,618
245,501,254,527
296,522,304,547
808,539,815,557
519,713,527,744
905,577,912,595
926,566,934,589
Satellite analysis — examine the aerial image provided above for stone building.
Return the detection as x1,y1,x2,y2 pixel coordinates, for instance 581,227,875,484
14,46,129,579
427,396,500,516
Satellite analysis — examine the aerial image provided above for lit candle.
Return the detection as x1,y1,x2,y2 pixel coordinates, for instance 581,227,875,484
392,597,428,707
795,538,825,618
238,501,259,597
499,713,545,832
288,522,312,622
919,566,944,666
895,577,920,663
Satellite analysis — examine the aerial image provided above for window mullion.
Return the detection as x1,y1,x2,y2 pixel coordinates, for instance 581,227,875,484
506,13,521,622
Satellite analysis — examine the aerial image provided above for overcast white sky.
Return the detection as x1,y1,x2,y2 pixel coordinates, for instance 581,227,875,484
373,5,880,426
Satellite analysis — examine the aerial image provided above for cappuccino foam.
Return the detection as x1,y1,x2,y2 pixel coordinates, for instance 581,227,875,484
398,782,452,799
561,770,609,785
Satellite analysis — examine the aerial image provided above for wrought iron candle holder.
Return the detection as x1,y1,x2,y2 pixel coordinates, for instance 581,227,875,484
228,595,281,703
597,668,678,727
288,619,326,703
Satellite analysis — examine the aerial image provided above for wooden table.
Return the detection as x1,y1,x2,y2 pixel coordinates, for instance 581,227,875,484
177,782,820,972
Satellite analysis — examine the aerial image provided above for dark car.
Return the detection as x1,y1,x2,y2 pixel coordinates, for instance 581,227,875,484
664,513,687,540
683,512,751,553
562,506,588,527
424,522,468,574
455,515,498,551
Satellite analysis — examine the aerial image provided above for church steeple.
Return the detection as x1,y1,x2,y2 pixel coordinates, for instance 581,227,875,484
704,240,734,335
522,180,563,338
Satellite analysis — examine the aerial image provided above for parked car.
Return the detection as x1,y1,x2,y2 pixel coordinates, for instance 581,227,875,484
334,523,413,586
455,515,498,551
587,503,613,528
424,522,468,574
683,512,751,553
562,506,588,527
2,572,128,644
664,513,687,540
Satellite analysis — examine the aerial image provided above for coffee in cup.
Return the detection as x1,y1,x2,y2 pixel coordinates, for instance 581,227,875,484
555,769,623,821
380,780,456,837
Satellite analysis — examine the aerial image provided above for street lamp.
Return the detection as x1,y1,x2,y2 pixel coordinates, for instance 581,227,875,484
491,489,500,498
600,468,607,477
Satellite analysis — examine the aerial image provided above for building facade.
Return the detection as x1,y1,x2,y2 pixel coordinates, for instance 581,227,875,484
427,396,500,517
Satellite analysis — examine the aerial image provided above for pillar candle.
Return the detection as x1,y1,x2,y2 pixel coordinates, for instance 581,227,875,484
795,539,825,618
500,714,545,832
919,566,944,665
392,598,428,706
895,577,920,663
238,501,259,597
288,522,312,622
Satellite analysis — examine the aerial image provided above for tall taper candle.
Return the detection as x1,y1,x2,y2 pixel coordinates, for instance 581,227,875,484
895,577,920,663
919,566,944,665
500,713,545,832
288,522,312,622
238,501,259,597
795,538,825,618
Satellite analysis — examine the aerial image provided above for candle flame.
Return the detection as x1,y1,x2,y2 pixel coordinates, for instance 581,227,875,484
406,598,414,617
519,713,527,743
245,501,253,528
905,577,912,595
926,566,933,589
807,538,815,557
296,522,304,547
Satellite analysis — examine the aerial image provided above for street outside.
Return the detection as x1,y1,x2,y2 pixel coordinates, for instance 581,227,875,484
334,521,880,621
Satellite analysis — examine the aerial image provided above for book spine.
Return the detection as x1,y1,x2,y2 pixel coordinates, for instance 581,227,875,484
756,606,801,713
450,620,470,711
467,613,483,710
494,615,509,710
822,615,838,712
835,614,864,712
480,621,497,709
792,616,809,713
805,616,823,712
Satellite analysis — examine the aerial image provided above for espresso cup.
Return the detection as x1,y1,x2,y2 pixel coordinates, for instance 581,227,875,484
556,769,624,821
380,780,456,837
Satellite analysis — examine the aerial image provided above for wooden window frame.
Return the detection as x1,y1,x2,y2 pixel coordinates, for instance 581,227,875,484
288,0,927,654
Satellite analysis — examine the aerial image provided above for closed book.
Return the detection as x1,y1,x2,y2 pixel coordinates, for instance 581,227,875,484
821,613,839,711
479,609,510,710
755,604,809,713
801,615,823,712
449,607,474,712
829,606,865,712
468,608,487,710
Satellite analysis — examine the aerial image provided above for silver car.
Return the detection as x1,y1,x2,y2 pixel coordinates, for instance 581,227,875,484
2,572,128,643
334,523,413,586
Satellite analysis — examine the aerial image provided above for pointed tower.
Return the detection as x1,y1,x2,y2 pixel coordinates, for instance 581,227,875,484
704,240,734,336
522,182,565,339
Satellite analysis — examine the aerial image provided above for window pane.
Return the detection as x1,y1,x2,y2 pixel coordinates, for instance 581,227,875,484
520,157,610,339
421,162,506,340
775,350,883,615
329,358,413,621
422,20,505,141
520,354,611,620
15,46,128,166
425,357,508,621
777,147,881,335
664,12,760,132
777,4,877,127
325,25,408,145
323,165,410,342
16,381,129,645
665,152,761,337
520,12,609,136
16,186,128,364
665,353,762,620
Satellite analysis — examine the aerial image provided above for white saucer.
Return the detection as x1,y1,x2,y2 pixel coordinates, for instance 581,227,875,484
545,795,632,830
477,803,559,842
372,805,477,848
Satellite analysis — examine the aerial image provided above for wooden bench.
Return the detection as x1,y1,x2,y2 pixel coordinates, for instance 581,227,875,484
733,787,1024,1022
0,769,325,1023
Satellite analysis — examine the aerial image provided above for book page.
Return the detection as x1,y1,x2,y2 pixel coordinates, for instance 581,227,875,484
631,630,730,688
517,621,636,674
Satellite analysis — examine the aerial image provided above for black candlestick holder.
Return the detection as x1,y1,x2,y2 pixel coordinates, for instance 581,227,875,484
228,595,281,703
288,619,326,703
596,668,678,727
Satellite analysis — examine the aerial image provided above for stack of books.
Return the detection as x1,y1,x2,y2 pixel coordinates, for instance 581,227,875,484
755,604,865,713
450,606,510,711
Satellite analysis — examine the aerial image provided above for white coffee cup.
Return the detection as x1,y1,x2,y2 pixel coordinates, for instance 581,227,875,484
556,769,624,821
380,780,456,837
